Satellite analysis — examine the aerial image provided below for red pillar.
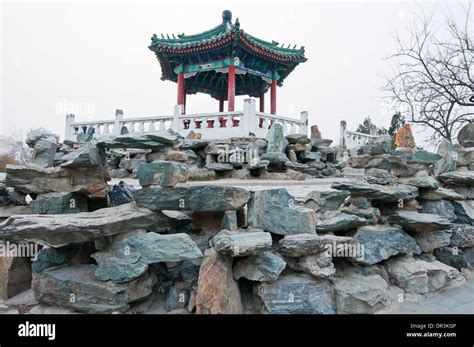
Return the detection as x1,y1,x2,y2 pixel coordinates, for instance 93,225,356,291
227,65,235,112
270,78,277,114
177,72,185,114
259,93,265,112
219,97,224,112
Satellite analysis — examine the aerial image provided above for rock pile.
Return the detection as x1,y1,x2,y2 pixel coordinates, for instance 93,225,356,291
0,122,472,314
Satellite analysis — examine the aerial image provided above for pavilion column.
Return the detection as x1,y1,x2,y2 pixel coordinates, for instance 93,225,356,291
270,78,277,115
177,71,185,114
219,97,224,112
259,93,265,112
227,65,236,112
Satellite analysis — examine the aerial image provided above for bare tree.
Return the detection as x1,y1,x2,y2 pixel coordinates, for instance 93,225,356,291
383,2,474,145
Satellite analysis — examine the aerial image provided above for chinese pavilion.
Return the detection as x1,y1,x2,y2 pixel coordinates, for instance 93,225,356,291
148,10,307,115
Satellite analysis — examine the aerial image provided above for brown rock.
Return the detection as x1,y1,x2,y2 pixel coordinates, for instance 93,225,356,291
311,125,322,140
195,248,243,314
186,131,202,140
395,123,416,149
0,252,32,300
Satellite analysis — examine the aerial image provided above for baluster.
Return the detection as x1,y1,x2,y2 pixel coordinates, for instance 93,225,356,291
139,122,145,133
149,121,155,132
291,123,296,134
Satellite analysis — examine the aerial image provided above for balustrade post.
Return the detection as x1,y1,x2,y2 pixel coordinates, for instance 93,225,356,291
243,99,256,136
300,111,308,136
65,114,75,141
172,105,182,132
114,109,123,135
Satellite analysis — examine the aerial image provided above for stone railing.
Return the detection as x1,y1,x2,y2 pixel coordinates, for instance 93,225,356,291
65,99,308,140
339,120,380,150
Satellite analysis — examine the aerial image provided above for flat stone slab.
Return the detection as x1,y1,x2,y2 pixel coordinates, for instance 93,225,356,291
32,264,155,313
438,171,474,187
97,131,181,149
331,181,418,202
212,230,272,257
387,210,452,232
278,234,356,257
134,185,250,211
0,203,168,247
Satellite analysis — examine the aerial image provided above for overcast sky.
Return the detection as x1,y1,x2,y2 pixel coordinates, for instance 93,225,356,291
0,0,466,148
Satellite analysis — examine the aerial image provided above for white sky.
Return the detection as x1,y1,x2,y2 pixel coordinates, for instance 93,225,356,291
0,0,466,148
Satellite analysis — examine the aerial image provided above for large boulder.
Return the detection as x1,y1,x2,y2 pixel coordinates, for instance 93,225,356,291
134,185,250,211
255,273,335,314
278,234,355,257
352,225,421,265
333,265,390,314
384,255,465,294
331,181,418,202
137,161,188,187
421,200,457,222
233,251,286,282
387,210,451,232
29,192,88,214
0,203,171,247
247,189,316,235
457,123,474,148
195,248,243,314
25,128,58,148
450,224,474,248
32,245,80,273
91,232,202,282
434,140,457,175
266,124,286,153
413,231,452,253
452,200,474,223
108,181,135,207
5,164,109,198
212,229,272,257
303,189,350,212
60,143,106,168
30,139,57,168
316,213,366,233
97,131,181,149
418,187,465,201
32,264,155,313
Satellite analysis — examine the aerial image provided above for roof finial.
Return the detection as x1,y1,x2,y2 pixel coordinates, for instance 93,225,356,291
222,10,232,23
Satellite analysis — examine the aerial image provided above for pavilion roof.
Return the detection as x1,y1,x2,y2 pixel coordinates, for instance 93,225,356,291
148,10,307,100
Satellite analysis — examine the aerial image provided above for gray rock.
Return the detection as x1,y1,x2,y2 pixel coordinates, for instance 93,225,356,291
256,274,335,314
292,252,336,279
180,139,210,150
387,210,451,232
138,161,188,187
60,143,106,168
91,232,203,282
366,168,396,185
321,167,336,176
331,181,418,202
266,124,285,153
404,175,440,189
286,134,310,145
450,224,474,248
316,213,366,233
300,151,321,161
260,152,289,166
421,200,457,222
304,189,350,212
134,185,250,211
0,203,171,247
29,192,88,214
352,225,421,265
384,255,465,294
166,285,189,312
287,149,297,163
452,200,474,223
400,150,442,164
31,139,57,168
205,162,234,171
311,139,333,148
213,230,272,257
247,189,316,235
233,251,286,282
25,128,59,148
418,187,465,201
434,140,457,175
333,265,390,314
413,231,452,253
434,247,470,271
5,164,109,198
32,264,155,313
108,180,136,206
220,210,237,231
119,158,146,172
457,123,474,148
278,234,356,257
97,131,180,149
32,245,80,273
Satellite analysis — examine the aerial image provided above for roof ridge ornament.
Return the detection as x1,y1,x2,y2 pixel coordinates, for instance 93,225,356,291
222,10,232,23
